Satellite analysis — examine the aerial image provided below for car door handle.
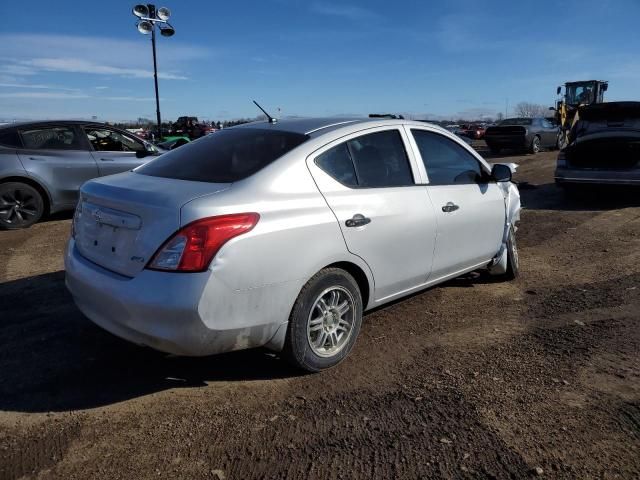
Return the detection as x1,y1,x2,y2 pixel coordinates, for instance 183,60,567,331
345,214,371,228
100,158,114,162
442,202,460,213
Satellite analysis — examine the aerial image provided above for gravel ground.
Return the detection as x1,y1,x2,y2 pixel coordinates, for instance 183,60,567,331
0,148,639,479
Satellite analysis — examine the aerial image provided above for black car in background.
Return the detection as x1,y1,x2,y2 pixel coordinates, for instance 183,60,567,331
484,117,559,154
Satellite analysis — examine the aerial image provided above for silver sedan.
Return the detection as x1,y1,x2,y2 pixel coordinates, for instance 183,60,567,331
65,117,521,371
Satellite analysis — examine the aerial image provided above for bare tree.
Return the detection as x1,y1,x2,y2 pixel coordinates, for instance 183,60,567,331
513,102,549,118
496,112,504,121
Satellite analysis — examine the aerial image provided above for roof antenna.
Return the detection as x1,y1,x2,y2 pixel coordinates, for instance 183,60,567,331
253,100,277,124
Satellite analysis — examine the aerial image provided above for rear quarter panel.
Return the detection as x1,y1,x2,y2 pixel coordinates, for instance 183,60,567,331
180,151,375,306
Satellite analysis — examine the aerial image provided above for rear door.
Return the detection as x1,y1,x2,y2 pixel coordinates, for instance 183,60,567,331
407,127,505,279
16,125,98,207
83,126,150,176
308,127,438,302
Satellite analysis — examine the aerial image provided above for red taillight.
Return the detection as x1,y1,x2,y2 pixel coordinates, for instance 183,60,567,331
147,213,260,272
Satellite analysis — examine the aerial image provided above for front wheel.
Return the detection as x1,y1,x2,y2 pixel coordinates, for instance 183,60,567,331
529,136,541,154
0,182,44,230
283,268,363,372
503,226,519,280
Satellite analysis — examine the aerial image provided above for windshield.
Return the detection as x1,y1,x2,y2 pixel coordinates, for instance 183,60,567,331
499,118,532,126
566,83,596,105
136,127,309,183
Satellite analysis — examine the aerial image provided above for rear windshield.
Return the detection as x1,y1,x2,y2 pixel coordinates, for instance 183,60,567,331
499,118,532,126
136,128,309,183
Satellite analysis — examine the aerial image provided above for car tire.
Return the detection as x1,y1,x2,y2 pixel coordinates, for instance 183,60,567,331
529,136,541,154
499,226,519,280
0,182,44,230
283,268,363,372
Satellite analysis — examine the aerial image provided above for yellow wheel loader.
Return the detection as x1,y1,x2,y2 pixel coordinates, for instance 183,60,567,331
553,80,608,149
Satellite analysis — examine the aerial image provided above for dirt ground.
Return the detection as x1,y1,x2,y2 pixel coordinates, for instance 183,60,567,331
1,147,639,479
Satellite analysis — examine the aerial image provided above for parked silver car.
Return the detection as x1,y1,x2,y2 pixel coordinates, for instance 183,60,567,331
0,121,159,229
65,118,521,371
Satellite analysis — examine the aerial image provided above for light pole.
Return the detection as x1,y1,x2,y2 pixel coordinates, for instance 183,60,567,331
132,4,175,141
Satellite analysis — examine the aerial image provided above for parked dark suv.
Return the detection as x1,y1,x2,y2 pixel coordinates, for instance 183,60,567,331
0,121,159,229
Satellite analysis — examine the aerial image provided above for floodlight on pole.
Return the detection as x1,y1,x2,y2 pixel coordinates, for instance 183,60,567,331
132,4,175,141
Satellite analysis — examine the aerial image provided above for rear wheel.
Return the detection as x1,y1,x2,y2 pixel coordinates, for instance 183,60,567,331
0,182,44,230
283,268,363,372
529,136,541,154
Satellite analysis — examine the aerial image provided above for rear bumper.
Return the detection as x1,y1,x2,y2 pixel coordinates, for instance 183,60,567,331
484,136,528,149
65,239,289,356
555,166,640,186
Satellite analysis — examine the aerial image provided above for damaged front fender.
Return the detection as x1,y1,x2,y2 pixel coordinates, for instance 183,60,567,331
488,163,521,275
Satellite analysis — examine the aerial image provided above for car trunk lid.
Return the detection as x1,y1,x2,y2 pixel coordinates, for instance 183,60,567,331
74,172,230,277
567,102,640,169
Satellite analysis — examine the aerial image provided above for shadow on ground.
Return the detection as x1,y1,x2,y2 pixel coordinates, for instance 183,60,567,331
0,271,301,413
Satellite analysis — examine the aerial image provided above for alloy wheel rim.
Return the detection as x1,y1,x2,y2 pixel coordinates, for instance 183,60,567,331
0,188,38,225
307,286,355,358
533,138,540,153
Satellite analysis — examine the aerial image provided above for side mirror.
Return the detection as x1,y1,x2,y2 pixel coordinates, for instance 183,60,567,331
491,164,512,183
556,86,562,95
548,106,556,111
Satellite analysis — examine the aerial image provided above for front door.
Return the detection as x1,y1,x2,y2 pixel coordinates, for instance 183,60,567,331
17,125,98,207
308,127,438,302
408,128,505,279
83,127,149,176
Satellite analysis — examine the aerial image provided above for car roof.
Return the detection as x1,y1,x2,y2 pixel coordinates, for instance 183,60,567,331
0,120,118,130
232,117,395,137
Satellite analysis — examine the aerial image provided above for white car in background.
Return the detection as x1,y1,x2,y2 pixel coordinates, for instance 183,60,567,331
65,117,520,372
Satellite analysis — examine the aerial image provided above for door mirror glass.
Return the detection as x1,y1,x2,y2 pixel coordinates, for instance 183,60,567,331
491,164,512,182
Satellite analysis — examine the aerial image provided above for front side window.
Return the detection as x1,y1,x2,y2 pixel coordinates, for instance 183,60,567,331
411,130,484,186
137,128,309,183
20,126,82,150
84,128,145,152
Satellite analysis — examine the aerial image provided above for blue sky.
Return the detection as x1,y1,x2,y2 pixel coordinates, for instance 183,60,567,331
1,0,639,122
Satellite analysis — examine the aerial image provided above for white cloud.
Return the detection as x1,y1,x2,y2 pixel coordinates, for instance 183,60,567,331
0,33,208,81
20,58,187,80
0,82,79,91
310,3,380,21
0,92,90,99
0,91,155,101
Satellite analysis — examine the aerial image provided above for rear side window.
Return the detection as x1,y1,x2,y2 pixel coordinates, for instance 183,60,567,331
137,128,309,183
0,128,22,148
315,130,414,188
20,126,83,150
315,143,358,187
412,129,483,185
